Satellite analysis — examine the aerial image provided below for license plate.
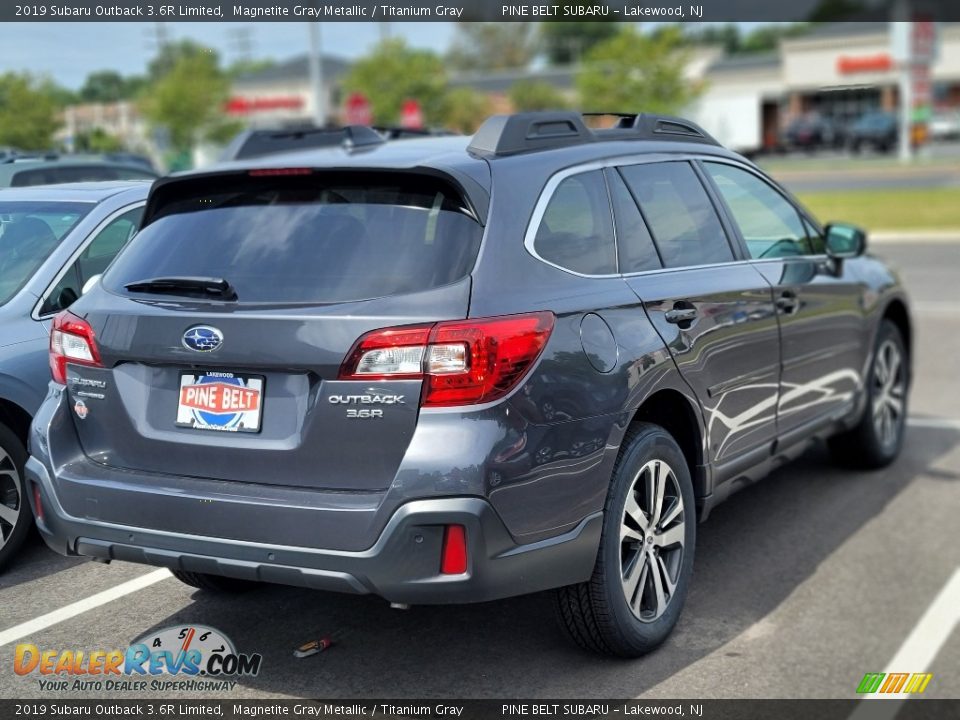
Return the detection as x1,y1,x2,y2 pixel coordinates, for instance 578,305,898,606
176,372,264,433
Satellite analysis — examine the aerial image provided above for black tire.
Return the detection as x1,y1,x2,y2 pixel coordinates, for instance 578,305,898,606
171,570,259,593
829,320,909,469
556,423,696,657
0,422,32,572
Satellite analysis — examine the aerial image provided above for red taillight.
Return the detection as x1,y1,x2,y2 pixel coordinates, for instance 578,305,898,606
338,312,555,407
440,525,467,575
49,310,102,385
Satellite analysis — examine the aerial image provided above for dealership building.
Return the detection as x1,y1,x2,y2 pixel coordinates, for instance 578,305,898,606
222,22,960,152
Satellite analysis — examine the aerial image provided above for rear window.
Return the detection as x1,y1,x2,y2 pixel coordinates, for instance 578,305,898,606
103,174,483,304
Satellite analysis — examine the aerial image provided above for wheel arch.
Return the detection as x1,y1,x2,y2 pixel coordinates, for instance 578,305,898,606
626,388,707,501
881,297,912,368
0,397,32,450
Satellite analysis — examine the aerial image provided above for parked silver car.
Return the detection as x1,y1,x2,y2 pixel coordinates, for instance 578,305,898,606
0,181,148,569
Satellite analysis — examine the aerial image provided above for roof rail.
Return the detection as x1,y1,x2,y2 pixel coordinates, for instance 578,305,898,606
467,111,720,158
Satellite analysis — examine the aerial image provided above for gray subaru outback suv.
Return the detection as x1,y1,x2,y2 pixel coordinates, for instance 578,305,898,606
27,113,911,656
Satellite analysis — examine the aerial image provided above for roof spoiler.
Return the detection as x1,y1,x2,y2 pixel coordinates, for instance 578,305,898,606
467,111,720,158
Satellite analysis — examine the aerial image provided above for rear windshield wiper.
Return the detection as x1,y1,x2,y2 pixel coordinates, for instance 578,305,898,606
124,276,238,301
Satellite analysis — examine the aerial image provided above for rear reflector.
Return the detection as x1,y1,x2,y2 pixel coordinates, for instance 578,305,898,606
49,311,103,385
339,312,555,407
440,525,467,575
32,482,43,522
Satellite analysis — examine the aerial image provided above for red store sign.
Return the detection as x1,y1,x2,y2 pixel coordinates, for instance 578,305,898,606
837,54,893,74
225,96,305,115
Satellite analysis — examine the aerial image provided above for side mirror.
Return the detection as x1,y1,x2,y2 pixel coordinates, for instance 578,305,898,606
825,223,866,259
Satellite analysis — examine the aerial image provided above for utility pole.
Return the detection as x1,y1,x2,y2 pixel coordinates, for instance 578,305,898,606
379,22,391,42
307,23,325,126
228,27,254,66
891,3,913,163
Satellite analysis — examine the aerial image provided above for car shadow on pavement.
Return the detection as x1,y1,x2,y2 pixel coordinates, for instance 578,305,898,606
0,527,85,588
133,426,959,699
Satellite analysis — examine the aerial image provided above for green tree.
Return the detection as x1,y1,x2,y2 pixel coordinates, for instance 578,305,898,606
74,127,124,153
541,13,618,65
80,71,129,103
343,39,447,125
447,23,537,72
441,88,491,134
508,80,569,111
678,23,742,54
147,39,213,81
739,23,809,53
0,72,61,149
227,58,276,79
577,26,699,115
140,46,235,155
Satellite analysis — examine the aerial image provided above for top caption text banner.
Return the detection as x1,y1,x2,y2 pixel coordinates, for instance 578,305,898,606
6,0,960,23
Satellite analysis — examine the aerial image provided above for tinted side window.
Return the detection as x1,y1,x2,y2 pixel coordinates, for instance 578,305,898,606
534,170,616,275
704,162,820,258
607,169,661,274
619,162,733,268
41,206,143,315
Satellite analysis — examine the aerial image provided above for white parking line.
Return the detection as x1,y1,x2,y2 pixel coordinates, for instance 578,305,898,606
907,417,960,430
848,567,960,719
911,301,960,318
0,568,170,648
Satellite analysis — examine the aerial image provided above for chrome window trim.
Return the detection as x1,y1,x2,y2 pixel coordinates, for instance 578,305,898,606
523,153,752,280
31,201,146,321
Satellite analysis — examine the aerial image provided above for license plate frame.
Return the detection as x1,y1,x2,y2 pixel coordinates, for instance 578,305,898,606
176,371,265,433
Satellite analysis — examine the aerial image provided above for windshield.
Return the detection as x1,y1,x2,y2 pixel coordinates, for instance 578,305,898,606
104,175,483,304
0,202,92,306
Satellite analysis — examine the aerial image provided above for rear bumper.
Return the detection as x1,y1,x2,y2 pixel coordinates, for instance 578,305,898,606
25,456,601,604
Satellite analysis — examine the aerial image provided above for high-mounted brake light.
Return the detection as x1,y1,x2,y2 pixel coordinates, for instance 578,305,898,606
247,168,313,177
49,311,102,384
338,312,555,407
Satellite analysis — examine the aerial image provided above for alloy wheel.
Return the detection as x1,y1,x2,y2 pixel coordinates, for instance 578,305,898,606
0,446,22,550
872,339,906,450
620,459,686,622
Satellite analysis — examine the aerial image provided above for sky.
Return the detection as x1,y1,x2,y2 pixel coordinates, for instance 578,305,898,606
0,22,460,89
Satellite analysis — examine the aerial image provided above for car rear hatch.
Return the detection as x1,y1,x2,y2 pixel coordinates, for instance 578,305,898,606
58,169,485,492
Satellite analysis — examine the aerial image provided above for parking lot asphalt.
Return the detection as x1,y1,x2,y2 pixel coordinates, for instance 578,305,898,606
0,240,957,701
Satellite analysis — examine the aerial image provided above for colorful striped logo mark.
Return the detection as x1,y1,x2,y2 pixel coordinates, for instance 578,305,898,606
857,672,933,694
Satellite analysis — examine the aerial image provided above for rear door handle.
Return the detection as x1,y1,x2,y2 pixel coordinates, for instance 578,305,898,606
665,307,698,325
776,291,800,315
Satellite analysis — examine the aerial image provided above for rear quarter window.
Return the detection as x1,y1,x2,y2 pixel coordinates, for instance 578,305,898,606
533,170,617,275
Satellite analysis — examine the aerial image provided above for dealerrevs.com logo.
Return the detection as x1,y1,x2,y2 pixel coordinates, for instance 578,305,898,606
14,625,262,693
